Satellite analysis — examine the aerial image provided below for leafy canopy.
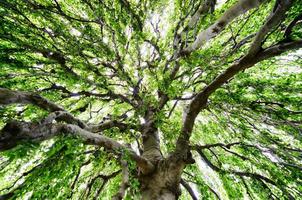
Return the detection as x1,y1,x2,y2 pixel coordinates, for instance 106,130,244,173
0,0,302,199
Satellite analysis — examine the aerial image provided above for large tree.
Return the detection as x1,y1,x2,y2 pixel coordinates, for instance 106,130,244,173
0,0,301,199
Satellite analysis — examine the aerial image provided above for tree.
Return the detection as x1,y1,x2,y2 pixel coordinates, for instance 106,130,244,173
0,0,301,199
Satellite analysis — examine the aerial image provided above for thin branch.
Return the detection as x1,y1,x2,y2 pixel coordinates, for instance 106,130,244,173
180,179,198,200
68,159,92,198
193,142,241,149
85,170,121,199
112,159,130,200
241,177,255,200
284,13,302,40
194,147,276,186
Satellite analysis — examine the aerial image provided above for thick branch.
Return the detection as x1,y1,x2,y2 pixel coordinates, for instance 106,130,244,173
0,87,63,112
88,120,133,133
0,88,87,128
159,0,267,112
0,118,154,174
183,0,264,53
174,0,215,50
0,88,136,131
248,0,292,55
188,0,215,28
176,38,302,154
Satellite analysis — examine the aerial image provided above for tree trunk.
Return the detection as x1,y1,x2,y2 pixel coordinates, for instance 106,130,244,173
139,157,185,200
141,189,177,200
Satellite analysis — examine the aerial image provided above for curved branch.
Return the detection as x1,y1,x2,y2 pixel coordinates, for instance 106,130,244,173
0,88,87,128
175,1,299,155
284,13,302,40
174,0,215,51
176,38,302,154
194,147,276,185
0,88,136,131
85,170,121,199
248,0,292,55
183,0,265,54
180,179,198,200
0,87,64,112
0,118,154,174
73,124,154,172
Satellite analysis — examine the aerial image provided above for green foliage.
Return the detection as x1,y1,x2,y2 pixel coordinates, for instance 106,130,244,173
0,0,302,199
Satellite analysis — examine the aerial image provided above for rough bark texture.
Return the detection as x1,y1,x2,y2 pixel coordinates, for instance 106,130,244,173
139,157,185,200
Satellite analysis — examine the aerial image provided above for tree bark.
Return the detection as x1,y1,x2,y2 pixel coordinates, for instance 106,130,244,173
141,189,177,200
139,156,185,200
141,110,163,163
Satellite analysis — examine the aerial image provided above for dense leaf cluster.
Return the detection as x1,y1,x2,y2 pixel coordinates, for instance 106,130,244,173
0,0,301,199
